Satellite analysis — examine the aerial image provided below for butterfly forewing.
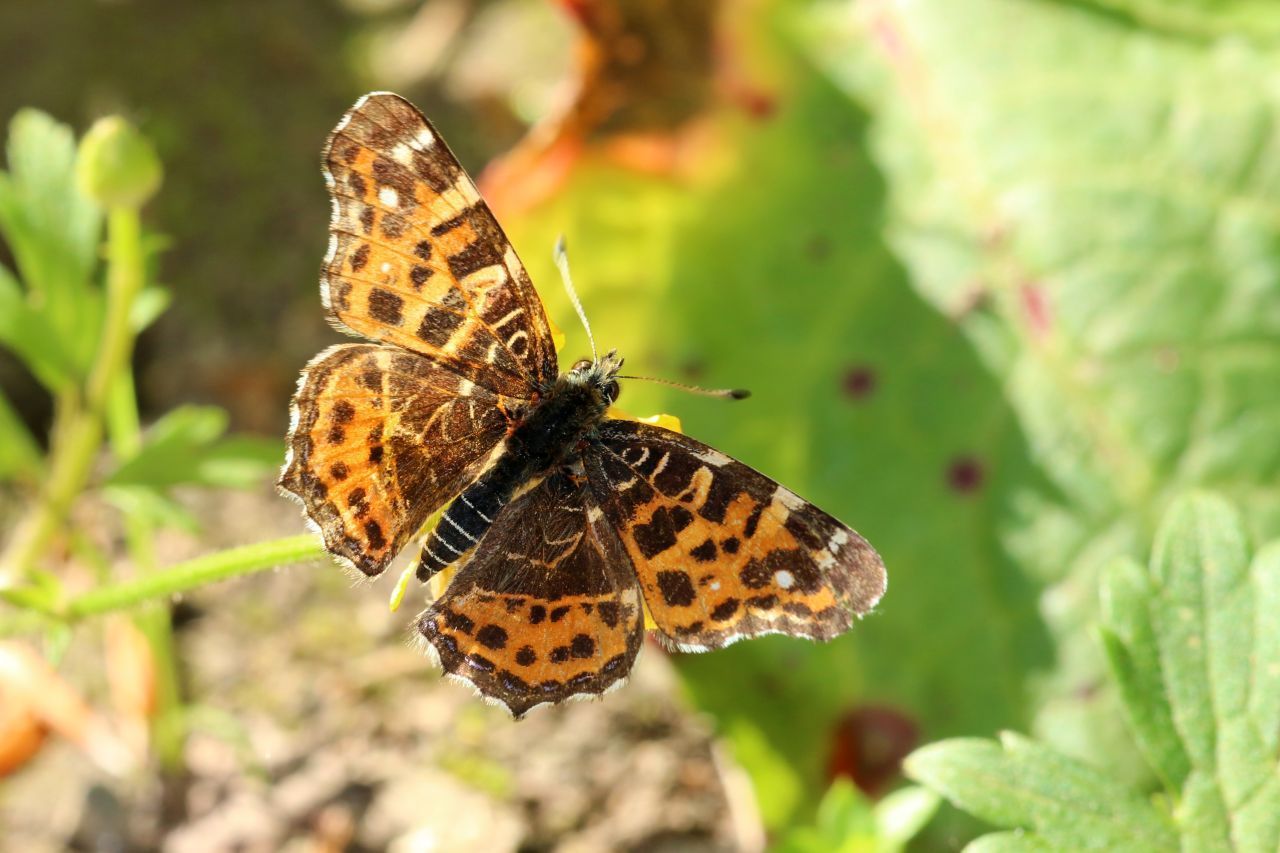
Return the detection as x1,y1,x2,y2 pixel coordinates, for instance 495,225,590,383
281,344,517,577
584,420,886,650
417,472,645,717
322,92,557,397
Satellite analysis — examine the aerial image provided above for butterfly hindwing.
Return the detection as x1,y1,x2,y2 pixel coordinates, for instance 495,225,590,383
322,92,557,397
584,420,886,650
280,343,518,577
417,471,645,717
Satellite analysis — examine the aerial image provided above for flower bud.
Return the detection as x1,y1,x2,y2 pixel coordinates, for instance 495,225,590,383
76,116,162,209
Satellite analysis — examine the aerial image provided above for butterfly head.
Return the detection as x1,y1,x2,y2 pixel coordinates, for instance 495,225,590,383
567,348,624,406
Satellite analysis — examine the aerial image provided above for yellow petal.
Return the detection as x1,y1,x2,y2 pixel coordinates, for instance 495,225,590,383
607,407,683,434
548,314,566,353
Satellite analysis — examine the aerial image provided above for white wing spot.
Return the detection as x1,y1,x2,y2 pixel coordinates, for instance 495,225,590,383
775,570,795,590
378,186,399,207
587,506,603,523
391,143,414,166
774,486,805,511
710,580,722,592
829,529,850,549
693,448,732,467
415,126,436,149
380,261,393,274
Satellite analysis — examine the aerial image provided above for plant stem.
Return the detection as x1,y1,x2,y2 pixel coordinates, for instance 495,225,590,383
65,535,325,619
0,208,146,584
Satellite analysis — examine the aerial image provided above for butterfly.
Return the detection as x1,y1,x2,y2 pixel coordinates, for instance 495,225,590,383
280,92,887,717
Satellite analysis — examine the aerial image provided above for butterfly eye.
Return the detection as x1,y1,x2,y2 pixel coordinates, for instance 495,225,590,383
602,380,620,404
570,358,592,373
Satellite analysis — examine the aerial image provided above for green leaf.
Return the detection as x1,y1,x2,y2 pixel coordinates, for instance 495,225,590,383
105,405,280,491
904,732,1176,849
805,0,1280,773
1101,493,1280,850
101,484,200,533
1083,0,1280,42
0,261,77,391
0,386,43,483
909,493,1280,851
773,779,934,853
0,109,104,376
964,831,1060,853
874,786,940,850
129,285,171,333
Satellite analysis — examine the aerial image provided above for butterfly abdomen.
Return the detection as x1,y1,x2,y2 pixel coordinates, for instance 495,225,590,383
416,374,609,579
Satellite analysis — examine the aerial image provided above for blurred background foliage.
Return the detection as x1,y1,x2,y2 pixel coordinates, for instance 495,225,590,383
2,0,1280,849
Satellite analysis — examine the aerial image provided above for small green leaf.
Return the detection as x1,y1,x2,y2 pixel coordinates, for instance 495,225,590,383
903,733,1176,849
101,484,200,533
1098,557,1190,790
0,262,77,391
129,285,171,333
0,109,104,376
0,387,43,483
105,405,280,493
874,786,940,849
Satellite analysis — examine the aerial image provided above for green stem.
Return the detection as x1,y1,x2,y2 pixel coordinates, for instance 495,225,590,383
65,535,325,619
0,208,146,583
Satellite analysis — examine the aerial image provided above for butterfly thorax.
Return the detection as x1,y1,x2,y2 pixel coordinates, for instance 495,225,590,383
415,351,622,579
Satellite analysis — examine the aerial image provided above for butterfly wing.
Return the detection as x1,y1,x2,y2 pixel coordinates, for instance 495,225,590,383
584,419,886,650
280,344,519,577
417,471,645,717
323,92,558,397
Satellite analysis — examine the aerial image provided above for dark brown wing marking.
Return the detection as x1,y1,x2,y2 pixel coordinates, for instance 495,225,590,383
280,343,520,577
584,420,886,650
322,92,558,397
417,471,644,716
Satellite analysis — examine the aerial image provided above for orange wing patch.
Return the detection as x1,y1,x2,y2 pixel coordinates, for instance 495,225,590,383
586,420,886,650
322,92,557,396
416,472,644,717
280,343,519,577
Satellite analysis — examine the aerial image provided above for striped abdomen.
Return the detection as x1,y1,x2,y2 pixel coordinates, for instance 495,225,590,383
416,464,512,579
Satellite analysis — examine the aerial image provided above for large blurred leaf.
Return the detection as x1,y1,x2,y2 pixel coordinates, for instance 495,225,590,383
501,1,1050,828
806,0,1280,769
0,109,103,379
1083,0,1280,42
910,493,1280,850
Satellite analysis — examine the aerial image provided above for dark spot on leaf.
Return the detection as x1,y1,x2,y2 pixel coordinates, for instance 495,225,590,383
842,365,876,400
947,456,984,494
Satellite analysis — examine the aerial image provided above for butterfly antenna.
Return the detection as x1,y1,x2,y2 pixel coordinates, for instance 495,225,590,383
615,374,751,400
553,235,598,365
